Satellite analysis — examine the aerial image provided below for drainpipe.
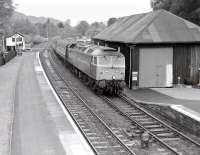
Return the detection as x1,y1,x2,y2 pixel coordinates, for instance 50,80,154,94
2,35,5,53
198,68,200,86
128,45,136,89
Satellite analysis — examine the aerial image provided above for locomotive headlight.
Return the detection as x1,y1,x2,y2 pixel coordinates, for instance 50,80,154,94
115,70,119,73
104,70,109,73
112,76,116,79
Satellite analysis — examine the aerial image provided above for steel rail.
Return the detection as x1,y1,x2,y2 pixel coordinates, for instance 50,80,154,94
101,96,181,155
120,94,200,148
40,52,99,155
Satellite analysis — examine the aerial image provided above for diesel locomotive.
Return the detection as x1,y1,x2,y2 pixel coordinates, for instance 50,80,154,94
51,39,126,95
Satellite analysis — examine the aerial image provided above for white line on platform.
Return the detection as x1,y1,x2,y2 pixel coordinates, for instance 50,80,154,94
37,52,94,155
171,105,200,122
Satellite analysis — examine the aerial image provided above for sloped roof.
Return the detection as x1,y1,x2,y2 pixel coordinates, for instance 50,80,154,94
93,10,200,44
6,32,24,38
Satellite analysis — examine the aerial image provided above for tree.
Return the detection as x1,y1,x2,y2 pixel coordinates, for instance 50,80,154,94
86,22,106,37
12,18,37,35
64,19,71,26
0,0,14,51
151,0,200,25
75,20,89,36
0,0,14,32
151,0,172,11
57,22,64,28
107,17,117,27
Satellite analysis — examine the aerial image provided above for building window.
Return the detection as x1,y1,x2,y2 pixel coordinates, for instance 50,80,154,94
12,38,15,42
16,37,22,42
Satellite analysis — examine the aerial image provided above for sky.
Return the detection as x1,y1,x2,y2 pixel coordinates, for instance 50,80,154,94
13,0,152,26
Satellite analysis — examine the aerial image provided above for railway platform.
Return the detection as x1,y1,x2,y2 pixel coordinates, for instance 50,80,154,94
0,55,23,155
125,88,200,113
124,87,200,123
0,49,94,155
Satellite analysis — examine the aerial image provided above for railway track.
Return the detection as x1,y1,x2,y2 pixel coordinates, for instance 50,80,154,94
101,95,200,155
40,51,136,155
42,49,200,155
48,50,175,155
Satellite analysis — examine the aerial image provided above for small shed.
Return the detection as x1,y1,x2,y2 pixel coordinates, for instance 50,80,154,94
5,32,25,51
93,10,200,88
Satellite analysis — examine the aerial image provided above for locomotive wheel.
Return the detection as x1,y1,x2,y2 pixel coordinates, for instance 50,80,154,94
85,79,90,86
109,88,113,95
96,88,103,95
91,82,96,91
83,74,87,83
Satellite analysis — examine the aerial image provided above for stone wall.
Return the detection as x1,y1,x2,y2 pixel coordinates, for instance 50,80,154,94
0,55,5,66
4,51,17,63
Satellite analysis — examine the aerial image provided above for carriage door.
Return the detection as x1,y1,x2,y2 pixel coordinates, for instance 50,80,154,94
139,47,173,88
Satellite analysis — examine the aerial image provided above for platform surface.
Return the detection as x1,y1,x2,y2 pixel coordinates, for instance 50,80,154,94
0,55,23,155
9,50,94,155
124,87,200,121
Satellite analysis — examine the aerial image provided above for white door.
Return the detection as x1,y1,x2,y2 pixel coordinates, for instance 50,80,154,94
139,47,173,87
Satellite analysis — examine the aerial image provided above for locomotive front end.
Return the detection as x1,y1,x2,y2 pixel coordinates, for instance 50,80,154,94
95,51,126,94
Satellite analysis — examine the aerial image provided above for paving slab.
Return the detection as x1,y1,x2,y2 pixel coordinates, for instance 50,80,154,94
0,55,23,155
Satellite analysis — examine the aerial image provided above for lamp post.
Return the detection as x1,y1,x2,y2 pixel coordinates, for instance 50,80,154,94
2,35,5,53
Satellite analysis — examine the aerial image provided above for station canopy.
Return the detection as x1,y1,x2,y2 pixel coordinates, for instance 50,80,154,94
93,10,200,44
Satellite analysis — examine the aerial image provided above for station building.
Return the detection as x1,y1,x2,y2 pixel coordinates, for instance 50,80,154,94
5,32,25,51
93,10,200,89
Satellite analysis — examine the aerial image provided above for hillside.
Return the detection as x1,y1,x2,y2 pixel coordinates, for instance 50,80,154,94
11,11,61,25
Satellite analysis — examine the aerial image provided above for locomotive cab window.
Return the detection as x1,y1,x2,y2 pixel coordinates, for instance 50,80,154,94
112,56,125,67
98,56,112,66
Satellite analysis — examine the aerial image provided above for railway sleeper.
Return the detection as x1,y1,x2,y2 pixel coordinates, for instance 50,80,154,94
156,132,176,138
129,112,144,116
161,137,181,142
130,115,150,120
143,124,162,128
149,128,170,132
139,121,158,125
135,118,153,122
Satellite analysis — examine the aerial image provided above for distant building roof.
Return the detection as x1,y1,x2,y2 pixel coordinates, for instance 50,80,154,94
93,10,200,44
6,32,24,38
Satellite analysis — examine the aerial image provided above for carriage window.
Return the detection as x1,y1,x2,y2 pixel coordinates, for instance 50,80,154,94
112,56,125,67
98,56,112,66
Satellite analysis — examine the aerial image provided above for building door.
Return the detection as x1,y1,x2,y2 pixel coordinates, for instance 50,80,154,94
139,47,173,87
